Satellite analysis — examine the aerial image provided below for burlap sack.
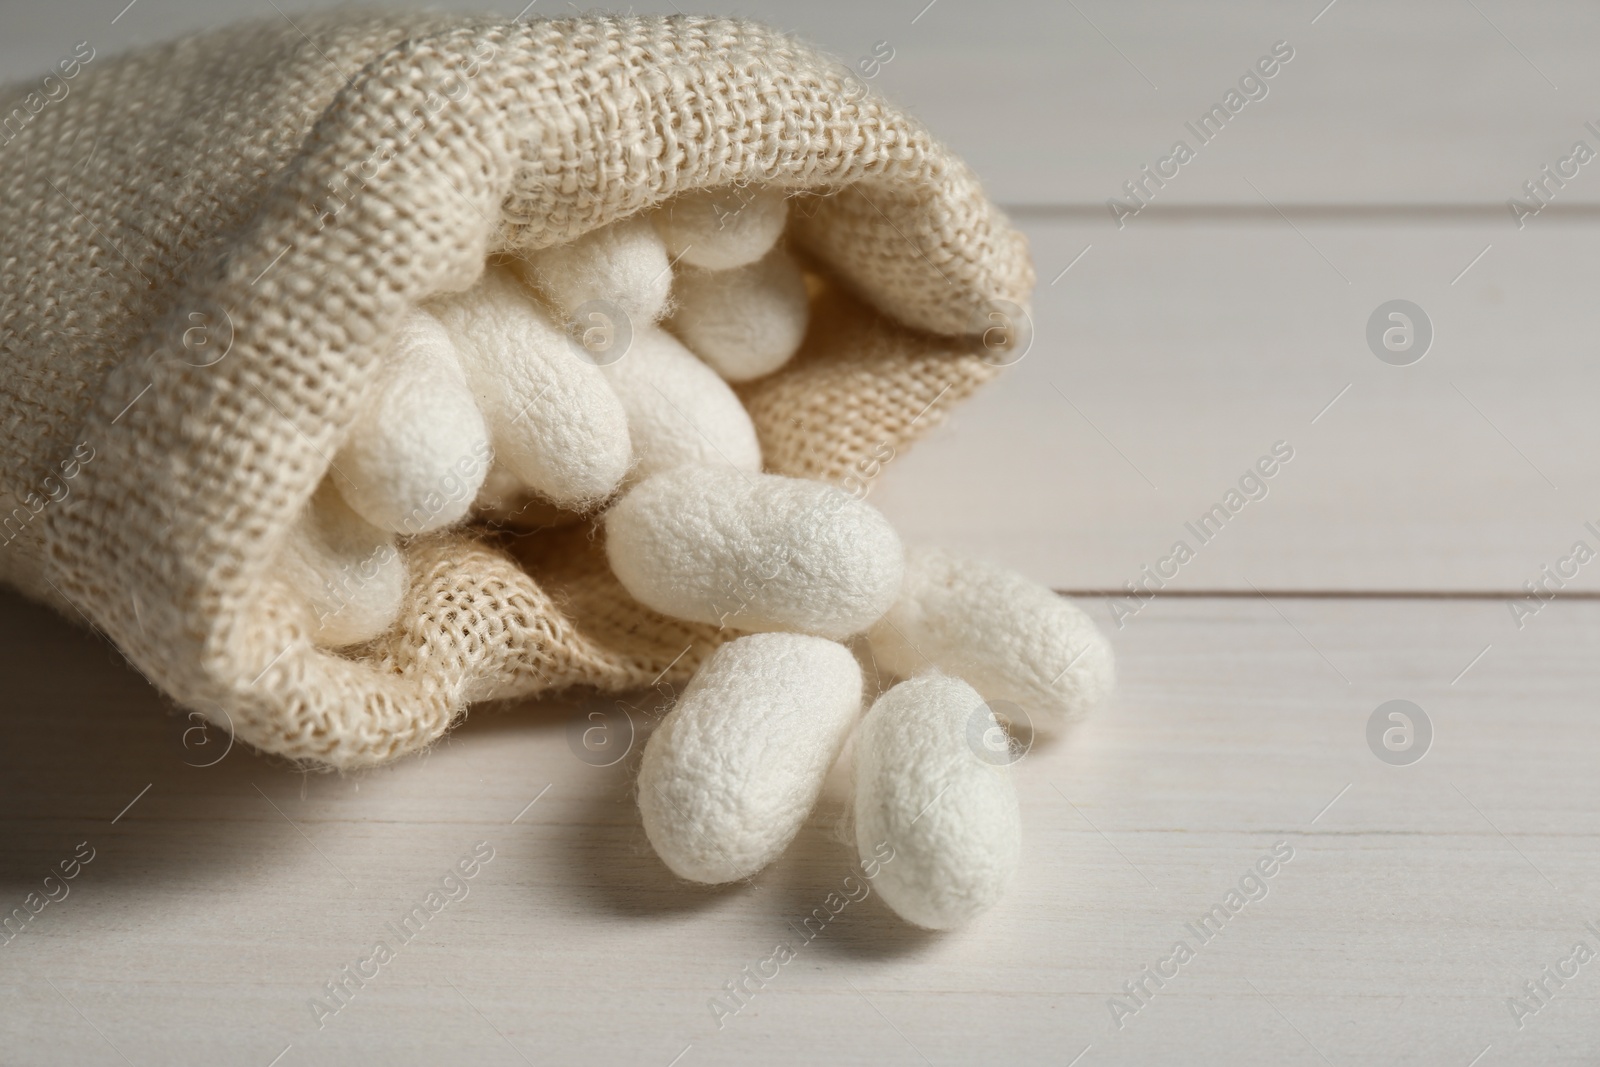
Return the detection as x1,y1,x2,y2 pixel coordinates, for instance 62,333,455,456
0,12,1032,769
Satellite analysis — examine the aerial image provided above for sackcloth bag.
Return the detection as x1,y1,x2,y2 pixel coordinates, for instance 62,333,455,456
0,12,1033,768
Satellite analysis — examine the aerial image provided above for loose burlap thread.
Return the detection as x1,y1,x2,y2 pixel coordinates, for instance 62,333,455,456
0,13,1033,768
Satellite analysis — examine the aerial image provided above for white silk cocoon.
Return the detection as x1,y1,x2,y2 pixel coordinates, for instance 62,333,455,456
638,632,862,883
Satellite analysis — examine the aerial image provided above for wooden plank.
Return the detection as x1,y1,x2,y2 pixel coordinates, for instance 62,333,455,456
874,216,1600,595
855,0,1600,209
8,0,1600,207
1,592,1596,1063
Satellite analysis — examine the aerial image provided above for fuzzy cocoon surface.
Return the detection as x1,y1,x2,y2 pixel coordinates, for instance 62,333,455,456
867,546,1114,729
515,214,672,326
604,466,905,638
428,265,632,509
637,633,862,883
279,481,407,648
669,249,810,382
601,326,763,481
332,309,490,535
854,673,1020,929
653,186,788,270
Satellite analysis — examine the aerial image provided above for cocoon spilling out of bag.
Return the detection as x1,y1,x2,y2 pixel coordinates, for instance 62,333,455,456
430,263,634,509
868,546,1116,729
604,466,905,638
597,326,764,483
0,12,1032,768
854,674,1021,930
331,308,491,535
638,632,862,884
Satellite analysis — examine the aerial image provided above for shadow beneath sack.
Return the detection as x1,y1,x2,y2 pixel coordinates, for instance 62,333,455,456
0,591,293,894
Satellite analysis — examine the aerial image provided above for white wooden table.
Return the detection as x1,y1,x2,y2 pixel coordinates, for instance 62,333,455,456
4,2,1599,1064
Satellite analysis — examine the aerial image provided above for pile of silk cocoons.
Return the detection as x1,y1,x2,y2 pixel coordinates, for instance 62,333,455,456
277,186,1115,930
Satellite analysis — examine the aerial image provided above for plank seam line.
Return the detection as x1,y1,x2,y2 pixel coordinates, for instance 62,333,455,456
1053,588,1581,601
1003,203,1600,223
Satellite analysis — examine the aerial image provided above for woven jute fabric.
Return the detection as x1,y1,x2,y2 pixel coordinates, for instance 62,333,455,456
0,12,1033,768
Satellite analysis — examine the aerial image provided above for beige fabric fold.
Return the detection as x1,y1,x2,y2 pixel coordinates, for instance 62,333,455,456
0,12,1033,768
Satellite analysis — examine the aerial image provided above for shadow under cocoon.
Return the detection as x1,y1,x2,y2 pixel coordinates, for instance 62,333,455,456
761,817,946,962
521,687,743,921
